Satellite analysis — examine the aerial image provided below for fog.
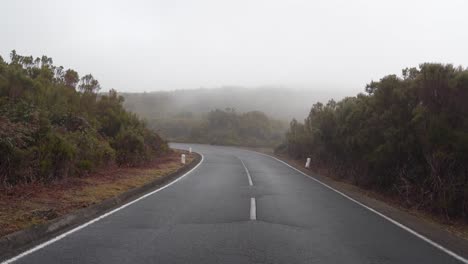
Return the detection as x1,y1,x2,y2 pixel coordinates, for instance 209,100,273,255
1,0,467,95
123,86,343,120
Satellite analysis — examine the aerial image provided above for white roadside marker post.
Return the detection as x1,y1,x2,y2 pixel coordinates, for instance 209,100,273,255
181,154,186,164
305,157,311,168
189,147,192,154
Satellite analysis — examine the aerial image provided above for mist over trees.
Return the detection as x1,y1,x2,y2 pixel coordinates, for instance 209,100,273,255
0,51,168,187
121,86,345,121
121,88,308,146
279,63,468,220
189,108,286,147
131,107,287,147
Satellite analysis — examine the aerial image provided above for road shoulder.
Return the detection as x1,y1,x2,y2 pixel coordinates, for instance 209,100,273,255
0,150,201,262
247,147,468,261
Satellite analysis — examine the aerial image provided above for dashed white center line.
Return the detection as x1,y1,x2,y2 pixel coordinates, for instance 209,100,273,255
250,197,257,220
239,157,256,221
239,158,253,186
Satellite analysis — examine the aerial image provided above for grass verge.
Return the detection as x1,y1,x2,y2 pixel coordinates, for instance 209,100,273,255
0,150,194,238
245,146,468,242
278,153,468,241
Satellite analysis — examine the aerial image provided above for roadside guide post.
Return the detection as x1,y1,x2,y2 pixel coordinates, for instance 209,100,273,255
181,154,186,164
305,157,311,168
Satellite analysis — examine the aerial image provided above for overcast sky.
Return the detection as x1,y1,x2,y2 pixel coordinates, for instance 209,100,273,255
1,0,467,94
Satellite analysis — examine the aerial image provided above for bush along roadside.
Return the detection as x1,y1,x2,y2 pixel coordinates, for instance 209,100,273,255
0,50,169,187
278,63,468,222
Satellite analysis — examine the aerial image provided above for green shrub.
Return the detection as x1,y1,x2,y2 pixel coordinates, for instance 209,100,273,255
112,128,146,166
38,132,76,181
0,51,168,187
282,63,468,220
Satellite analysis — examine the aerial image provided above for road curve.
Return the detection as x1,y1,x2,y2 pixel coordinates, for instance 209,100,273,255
4,143,466,264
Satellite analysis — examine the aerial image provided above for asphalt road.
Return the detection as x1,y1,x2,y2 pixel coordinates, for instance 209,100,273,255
5,143,467,264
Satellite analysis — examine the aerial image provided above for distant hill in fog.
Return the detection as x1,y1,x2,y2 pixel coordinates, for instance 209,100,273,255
121,86,347,121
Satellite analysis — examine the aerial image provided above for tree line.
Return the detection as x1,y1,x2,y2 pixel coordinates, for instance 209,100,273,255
190,108,286,147
0,51,168,187
149,108,287,147
278,63,468,220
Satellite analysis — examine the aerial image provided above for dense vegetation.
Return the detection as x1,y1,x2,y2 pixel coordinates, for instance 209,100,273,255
149,108,287,147
0,51,168,187
279,63,468,221
189,108,286,147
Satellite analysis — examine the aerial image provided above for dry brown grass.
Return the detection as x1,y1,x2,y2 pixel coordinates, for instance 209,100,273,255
0,151,195,237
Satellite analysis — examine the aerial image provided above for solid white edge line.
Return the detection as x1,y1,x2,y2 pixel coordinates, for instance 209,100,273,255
250,197,257,221
249,150,468,264
238,157,253,186
2,154,204,264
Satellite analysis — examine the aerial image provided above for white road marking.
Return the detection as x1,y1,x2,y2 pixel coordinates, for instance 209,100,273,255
250,198,257,221
1,154,205,264
238,158,253,186
251,151,468,264
239,158,256,220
